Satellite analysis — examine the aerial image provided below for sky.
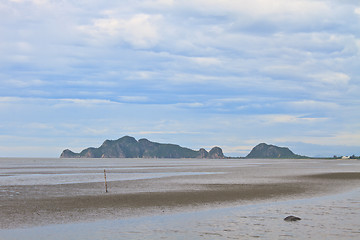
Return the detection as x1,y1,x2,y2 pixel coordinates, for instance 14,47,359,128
0,0,359,158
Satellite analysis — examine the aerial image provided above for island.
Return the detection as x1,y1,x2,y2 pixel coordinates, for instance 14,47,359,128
60,136,225,159
246,143,307,159
60,136,309,159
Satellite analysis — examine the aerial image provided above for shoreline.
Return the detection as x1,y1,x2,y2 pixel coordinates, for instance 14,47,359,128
2,171,360,229
2,185,360,240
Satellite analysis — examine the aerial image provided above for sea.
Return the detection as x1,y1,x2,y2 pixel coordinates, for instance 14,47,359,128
0,157,359,239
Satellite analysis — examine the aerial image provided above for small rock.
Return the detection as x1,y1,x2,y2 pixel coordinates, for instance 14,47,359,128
284,215,301,222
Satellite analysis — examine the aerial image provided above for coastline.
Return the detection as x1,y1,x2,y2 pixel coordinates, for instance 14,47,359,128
1,180,360,239
1,182,307,228
1,158,360,230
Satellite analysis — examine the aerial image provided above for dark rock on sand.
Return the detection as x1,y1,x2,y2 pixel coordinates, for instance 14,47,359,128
284,215,301,222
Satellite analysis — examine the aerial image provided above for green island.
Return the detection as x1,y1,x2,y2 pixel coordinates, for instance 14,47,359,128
59,136,337,159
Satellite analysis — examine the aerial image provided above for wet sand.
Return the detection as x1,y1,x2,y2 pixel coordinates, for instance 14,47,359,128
2,182,307,228
1,158,360,229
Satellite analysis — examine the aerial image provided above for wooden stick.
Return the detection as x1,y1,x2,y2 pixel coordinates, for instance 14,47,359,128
104,169,108,193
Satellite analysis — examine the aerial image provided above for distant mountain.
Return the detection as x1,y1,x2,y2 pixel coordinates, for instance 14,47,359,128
246,143,307,159
60,136,225,159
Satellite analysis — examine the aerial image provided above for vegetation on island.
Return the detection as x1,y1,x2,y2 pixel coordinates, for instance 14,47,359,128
245,143,308,159
60,136,357,159
60,136,224,159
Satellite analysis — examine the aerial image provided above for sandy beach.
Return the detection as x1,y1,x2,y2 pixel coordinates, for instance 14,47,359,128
1,158,360,231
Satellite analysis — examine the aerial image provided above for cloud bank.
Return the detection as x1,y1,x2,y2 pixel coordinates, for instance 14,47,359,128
0,0,359,157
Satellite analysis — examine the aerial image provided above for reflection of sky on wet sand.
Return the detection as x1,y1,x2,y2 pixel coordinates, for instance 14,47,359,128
1,188,360,240
1,157,360,239
0,158,334,186
0,172,221,186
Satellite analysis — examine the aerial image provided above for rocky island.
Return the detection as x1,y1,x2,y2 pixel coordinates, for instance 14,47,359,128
60,136,308,159
60,136,225,159
246,143,307,159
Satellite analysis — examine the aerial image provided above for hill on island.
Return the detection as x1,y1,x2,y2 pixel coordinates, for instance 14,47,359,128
246,143,307,159
60,136,225,159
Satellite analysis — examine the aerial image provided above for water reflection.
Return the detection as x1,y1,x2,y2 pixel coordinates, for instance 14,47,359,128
1,188,359,240
1,157,360,239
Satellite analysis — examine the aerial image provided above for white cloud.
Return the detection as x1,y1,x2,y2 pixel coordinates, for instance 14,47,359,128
65,80,117,87
5,79,48,87
0,97,22,102
142,0,174,8
168,73,220,84
0,0,360,157
127,71,157,80
261,65,302,78
334,131,360,146
118,96,149,102
57,98,118,106
184,0,324,15
213,97,249,103
79,14,162,48
273,130,360,148
82,127,110,136
261,114,327,124
16,41,33,52
26,122,54,130
153,0,173,5
175,102,204,108
310,72,351,86
9,55,30,63
12,0,46,3
286,100,339,111
181,0,331,26
30,0,48,5
356,39,360,54
188,56,222,66
355,7,360,15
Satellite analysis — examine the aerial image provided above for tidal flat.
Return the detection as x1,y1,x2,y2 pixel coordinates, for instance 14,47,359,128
1,158,360,239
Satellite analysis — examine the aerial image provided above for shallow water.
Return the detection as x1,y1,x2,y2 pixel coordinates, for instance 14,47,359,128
0,157,306,187
1,187,359,240
0,158,226,186
1,157,355,187
1,158,360,239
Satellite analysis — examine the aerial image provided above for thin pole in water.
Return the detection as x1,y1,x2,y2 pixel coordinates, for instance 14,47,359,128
104,169,108,193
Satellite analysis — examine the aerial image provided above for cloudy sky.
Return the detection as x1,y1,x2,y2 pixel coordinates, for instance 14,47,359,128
1,0,359,157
